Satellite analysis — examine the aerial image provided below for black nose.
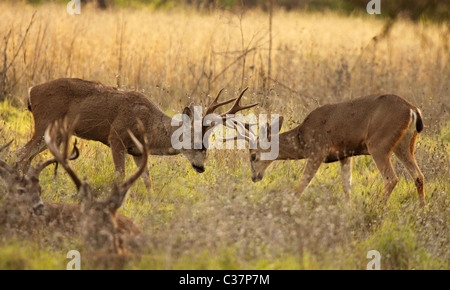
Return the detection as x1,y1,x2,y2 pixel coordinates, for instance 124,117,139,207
252,173,263,182
192,164,205,173
32,202,45,216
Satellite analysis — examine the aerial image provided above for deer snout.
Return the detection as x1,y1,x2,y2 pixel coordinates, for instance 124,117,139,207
31,201,45,216
192,164,205,173
252,173,263,182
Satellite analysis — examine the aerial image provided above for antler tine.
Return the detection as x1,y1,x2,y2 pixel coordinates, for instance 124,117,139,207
60,115,79,161
220,87,258,118
68,139,80,161
33,139,79,178
44,120,82,190
120,119,148,191
0,140,13,154
231,119,257,136
217,119,256,143
45,122,63,161
218,124,249,143
0,140,14,176
235,119,257,143
0,160,15,177
204,88,237,116
28,158,57,178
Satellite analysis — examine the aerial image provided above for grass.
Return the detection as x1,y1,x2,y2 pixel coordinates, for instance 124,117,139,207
0,2,449,270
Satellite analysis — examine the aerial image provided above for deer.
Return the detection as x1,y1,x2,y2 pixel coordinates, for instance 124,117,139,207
233,94,425,206
44,117,145,255
17,78,257,189
0,121,142,255
0,138,77,233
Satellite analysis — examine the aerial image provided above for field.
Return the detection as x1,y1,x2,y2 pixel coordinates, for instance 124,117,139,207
0,1,449,269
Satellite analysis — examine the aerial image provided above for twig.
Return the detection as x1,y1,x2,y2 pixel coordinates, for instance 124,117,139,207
267,0,273,90
5,11,36,73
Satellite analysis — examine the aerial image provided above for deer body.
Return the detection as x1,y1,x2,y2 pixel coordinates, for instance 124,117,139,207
1,135,141,254
250,94,425,205
19,78,200,190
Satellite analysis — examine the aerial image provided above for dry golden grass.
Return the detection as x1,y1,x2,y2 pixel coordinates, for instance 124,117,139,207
0,2,449,269
1,2,448,117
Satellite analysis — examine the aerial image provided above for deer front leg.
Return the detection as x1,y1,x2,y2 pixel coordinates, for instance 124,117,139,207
296,158,322,195
340,157,353,199
133,155,153,192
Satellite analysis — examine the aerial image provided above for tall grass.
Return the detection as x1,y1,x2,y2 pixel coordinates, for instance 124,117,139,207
0,2,449,269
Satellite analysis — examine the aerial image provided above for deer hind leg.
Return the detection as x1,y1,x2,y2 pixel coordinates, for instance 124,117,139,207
394,132,425,206
133,155,153,192
340,157,353,199
296,158,322,195
370,150,398,202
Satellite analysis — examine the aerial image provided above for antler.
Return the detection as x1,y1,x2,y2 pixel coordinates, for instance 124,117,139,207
44,116,82,190
218,118,257,144
204,87,258,119
119,120,148,192
28,140,79,179
218,87,258,119
0,140,14,177
204,88,237,116
108,119,148,211
204,88,258,139
0,139,13,154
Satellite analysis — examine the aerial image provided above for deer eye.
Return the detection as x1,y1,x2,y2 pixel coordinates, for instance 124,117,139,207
251,154,257,162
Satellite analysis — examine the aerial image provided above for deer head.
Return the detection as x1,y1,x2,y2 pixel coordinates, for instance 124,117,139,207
249,116,284,182
0,138,77,231
45,117,147,254
177,87,257,173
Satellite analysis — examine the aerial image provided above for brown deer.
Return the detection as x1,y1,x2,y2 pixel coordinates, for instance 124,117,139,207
17,78,256,189
0,138,77,233
239,94,425,206
44,117,145,254
1,127,142,258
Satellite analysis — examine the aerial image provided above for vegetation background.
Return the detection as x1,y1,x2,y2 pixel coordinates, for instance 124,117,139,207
0,0,448,269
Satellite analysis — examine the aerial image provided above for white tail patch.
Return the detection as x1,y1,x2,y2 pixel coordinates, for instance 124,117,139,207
409,109,418,133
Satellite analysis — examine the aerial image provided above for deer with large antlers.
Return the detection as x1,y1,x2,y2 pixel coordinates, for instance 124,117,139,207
0,138,78,233
1,128,141,256
44,117,146,254
235,94,425,206
17,78,257,189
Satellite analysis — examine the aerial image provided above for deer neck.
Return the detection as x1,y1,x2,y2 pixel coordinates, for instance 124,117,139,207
146,114,181,156
276,128,306,160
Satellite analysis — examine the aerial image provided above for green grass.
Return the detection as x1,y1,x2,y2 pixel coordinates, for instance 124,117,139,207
1,101,449,269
